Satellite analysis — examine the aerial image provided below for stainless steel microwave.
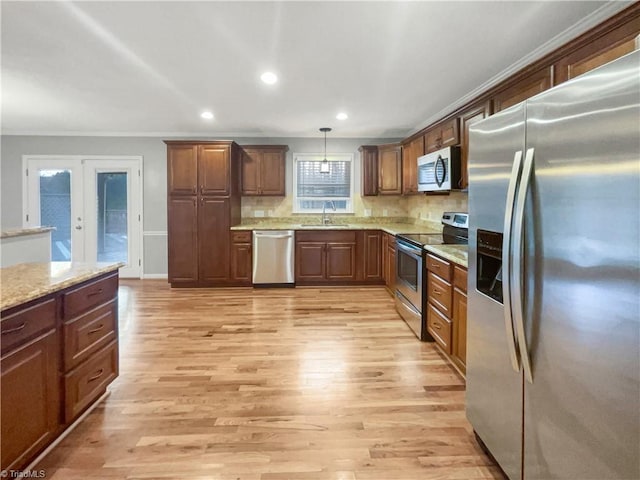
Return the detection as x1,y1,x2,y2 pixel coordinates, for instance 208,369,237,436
417,146,461,192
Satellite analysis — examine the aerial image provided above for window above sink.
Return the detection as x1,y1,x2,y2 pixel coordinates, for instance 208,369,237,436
293,153,354,214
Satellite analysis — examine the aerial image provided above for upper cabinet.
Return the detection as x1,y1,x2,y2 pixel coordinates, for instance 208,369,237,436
167,142,232,197
378,143,402,195
554,26,639,84
459,100,492,190
493,66,553,113
241,145,288,196
401,137,422,195
424,117,459,153
359,145,379,196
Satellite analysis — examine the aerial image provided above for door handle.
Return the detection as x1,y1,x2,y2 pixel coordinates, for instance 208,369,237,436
75,225,83,230
503,150,523,373
512,147,535,384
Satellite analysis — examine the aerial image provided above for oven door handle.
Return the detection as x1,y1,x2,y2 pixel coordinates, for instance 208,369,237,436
396,241,422,259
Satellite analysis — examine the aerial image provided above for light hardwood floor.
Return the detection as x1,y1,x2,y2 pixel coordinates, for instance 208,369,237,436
38,280,505,480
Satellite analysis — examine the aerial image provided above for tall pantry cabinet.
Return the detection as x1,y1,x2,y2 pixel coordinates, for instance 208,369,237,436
165,141,241,287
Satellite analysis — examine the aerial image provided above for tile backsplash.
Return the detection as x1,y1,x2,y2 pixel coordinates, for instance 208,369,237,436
241,191,467,222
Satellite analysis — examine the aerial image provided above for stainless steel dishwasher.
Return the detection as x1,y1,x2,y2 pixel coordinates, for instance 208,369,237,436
252,230,295,286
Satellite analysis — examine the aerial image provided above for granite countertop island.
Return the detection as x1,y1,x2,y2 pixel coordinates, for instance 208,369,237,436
1,261,123,311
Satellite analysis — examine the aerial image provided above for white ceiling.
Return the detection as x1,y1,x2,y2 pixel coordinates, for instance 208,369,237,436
1,1,629,138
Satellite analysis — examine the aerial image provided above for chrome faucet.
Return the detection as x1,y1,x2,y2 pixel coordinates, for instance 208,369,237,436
322,200,336,225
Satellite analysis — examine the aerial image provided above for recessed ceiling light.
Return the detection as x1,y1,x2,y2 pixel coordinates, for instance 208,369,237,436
261,72,278,85
200,111,214,120
336,112,348,120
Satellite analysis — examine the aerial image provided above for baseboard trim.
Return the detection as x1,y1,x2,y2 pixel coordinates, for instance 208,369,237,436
142,273,168,279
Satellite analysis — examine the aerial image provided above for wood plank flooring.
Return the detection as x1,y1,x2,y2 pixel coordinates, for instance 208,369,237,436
37,281,504,480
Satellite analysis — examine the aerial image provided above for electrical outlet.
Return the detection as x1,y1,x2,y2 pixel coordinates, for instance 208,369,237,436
254,210,265,218
383,209,388,217
364,209,372,217
267,210,274,217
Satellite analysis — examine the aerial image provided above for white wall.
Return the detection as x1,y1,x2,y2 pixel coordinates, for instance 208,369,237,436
1,135,398,275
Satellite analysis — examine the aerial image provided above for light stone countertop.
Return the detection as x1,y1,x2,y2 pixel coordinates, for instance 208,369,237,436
1,226,55,239
1,262,123,312
231,218,443,236
424,245,468,268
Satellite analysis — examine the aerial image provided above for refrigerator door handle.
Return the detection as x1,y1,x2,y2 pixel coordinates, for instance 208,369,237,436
512,147,535,383
502,150,523,373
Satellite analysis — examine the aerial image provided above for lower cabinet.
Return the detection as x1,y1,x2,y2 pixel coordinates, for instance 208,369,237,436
296,231,357,284
1,271,120,474
425,252,468,376
1,328,59,474
230,231,252,285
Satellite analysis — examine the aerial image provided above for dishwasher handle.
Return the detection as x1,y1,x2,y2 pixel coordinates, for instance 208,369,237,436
253,232,294,239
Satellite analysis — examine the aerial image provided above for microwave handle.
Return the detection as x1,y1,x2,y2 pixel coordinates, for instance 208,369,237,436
435,155,446,187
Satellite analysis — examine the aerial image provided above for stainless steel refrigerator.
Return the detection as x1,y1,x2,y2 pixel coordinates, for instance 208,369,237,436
466,50,639,480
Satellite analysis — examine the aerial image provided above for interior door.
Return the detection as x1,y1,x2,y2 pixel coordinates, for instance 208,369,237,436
83,159,142,278
25,158,84,262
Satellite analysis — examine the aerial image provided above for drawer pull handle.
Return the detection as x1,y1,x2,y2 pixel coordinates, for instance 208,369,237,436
2,322,26,335
432,264,440,269
433,323,441,330
87,288,104,297
88,324,104,334
88,368,105,382
434,289,441,295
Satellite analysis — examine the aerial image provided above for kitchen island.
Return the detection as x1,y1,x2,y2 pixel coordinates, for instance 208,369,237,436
1,261,122,476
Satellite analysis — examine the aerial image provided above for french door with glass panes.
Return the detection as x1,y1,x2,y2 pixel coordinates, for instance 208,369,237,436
23,156,142,278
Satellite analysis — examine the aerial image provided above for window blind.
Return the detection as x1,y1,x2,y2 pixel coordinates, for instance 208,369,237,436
296,160,351,197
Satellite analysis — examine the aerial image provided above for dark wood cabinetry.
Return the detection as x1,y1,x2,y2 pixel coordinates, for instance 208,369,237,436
459,100,492,190
295,231,357,284
1,271,120,473
493,66,553,113
359,146,379,196
452,265,468,374
378,144,402,195
241,145,288,196
360,231,382,281
165,141,241,287
424,253,468,375
424,117,459,153
1,325,59,473
382,232,396,294
230,231,252,285
401,137,422,195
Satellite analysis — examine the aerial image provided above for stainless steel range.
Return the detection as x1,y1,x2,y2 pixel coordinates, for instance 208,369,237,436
395,212,468,340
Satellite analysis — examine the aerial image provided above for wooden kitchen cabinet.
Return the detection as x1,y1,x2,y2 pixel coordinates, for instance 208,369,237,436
359,145,379,196
382,232,396,294
424,117,459,153
1,311,59,474
425,253,469,375
295,231,358,284
230,231,252,285
360,231,382,281
378,144,402,195
401,137,423,194
241,145,288,196
165,141,242,287
493,66,553,112
459,100,492,190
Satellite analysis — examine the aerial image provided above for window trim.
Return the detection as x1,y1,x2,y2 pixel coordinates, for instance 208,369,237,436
292,152,355,214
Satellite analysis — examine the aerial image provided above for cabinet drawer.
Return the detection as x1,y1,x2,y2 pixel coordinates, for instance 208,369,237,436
428,271,452,317
64,340,118,422
427,303,452,353
63,273,118,319
453,265,468,293
231,231,251,243
1,298,56,354
63,300,117,371
426,254,452,281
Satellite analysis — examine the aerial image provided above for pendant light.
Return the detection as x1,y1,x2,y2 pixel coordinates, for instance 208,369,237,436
319,127,331,173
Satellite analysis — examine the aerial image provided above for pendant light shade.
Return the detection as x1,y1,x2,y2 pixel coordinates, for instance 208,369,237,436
319,127,331,173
